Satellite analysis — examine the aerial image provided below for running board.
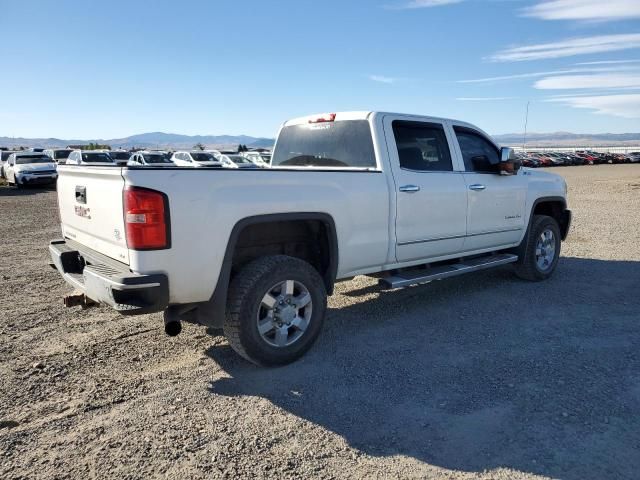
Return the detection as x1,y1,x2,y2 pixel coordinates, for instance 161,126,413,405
379,253,518,289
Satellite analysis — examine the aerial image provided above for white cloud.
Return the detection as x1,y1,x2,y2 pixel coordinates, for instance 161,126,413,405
535,73,640,90
369,75,397,84
397,0,463,8
456,97,516,101
575,59,640,66
458,65,639,83
523,0,640,22
489,34,640,62
548,94,640,118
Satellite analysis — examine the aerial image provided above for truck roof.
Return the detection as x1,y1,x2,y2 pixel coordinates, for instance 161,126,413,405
282,111,495,143
283,111,478,128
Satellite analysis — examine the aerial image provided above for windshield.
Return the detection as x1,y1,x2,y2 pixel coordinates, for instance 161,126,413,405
16,155,51,165
82,152,114,163
53,150,72,159
191,153,217,162
272,120,376,168
143,154,172,164
110,152,130,160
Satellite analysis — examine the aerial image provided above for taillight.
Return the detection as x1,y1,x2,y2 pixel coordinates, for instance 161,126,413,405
123,187,170,250
308,113,336,123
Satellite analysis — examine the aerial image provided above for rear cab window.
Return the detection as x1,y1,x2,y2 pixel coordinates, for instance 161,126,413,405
272,120,377,169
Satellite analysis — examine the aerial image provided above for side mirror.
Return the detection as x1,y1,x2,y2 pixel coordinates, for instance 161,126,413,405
500,147,516,162
499,147,521,174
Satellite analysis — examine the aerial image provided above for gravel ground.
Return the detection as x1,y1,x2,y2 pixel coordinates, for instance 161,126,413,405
1,164,639,479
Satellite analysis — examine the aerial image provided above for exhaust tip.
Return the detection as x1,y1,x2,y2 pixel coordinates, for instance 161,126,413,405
165,320,182,337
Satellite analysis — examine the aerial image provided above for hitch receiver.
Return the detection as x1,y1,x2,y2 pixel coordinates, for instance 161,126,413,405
63,292,97,309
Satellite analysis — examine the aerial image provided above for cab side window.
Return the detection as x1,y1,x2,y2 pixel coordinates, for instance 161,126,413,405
454,128,500,173
392,121,453,172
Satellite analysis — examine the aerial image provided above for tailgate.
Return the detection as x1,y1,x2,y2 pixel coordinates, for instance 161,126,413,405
57,166,129,264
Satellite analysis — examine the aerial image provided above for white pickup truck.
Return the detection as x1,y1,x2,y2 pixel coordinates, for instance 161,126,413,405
50,111,571,366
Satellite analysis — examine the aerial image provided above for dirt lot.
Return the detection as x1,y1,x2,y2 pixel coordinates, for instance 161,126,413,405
1,165,639,479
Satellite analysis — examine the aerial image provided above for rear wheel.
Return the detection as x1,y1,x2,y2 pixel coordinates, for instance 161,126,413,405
513,214,561,281
223,255,327,366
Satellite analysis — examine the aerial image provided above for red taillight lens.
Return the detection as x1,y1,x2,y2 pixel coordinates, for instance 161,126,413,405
123,187,170,250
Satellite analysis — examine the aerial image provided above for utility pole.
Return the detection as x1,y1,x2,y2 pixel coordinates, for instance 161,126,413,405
522,101,530,151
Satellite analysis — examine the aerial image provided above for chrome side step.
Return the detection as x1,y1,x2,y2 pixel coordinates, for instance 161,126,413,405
379,253,518,289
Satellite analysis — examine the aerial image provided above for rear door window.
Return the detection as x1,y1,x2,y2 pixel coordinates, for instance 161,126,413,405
272,120,376,168
392,121,453,172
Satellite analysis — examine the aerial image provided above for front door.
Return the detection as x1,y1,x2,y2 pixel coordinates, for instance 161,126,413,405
451,125,527,251
384,116,468,263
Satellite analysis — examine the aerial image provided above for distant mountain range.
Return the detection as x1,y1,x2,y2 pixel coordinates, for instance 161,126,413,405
1,131,640,150
493,132,640,147
0,132,275,150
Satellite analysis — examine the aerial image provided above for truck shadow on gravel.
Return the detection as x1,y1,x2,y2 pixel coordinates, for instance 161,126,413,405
0,185,56,197
207,257,640,480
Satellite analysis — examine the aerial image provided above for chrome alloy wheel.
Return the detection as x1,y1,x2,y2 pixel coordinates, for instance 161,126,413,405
257,279,313,347
535,229,556,272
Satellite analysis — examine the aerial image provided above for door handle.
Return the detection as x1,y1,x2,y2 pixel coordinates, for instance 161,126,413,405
469,184,486,191
399,185,420,193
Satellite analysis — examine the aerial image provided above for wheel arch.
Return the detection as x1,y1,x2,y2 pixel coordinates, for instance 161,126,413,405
196,212,338,328
529,196,571,241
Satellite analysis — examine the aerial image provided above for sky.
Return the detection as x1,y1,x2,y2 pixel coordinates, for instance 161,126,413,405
1,0,639,139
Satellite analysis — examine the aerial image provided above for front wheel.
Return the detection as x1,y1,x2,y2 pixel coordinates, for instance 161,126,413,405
224,255,327,366
513,215,561,281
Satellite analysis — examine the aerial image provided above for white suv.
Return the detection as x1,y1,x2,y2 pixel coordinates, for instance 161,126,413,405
4,152,58,187
65,150,115,165
170,151,224,168
44,149,73,165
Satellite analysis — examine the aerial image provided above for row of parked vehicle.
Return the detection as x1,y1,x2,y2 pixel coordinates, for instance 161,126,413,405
0,148,273,187
516,150,640,168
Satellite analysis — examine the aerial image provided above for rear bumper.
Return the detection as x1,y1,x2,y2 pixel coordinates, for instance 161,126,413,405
49,239,169,315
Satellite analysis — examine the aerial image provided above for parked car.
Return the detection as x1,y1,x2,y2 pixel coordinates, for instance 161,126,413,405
65,150,115,165
110,150,132,166
4,152,58,187
575,152,596,165
1,150,17,178
243,151,271,167
628,152,640,163
50,111,571,366
43,149,73,165
171,151,224,167
222,154,261,168
128,151,175,167
207,152,239,168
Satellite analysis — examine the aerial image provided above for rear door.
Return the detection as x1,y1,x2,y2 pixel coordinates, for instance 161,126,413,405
383,116,468,262
57,166,129,264
451,125,527,251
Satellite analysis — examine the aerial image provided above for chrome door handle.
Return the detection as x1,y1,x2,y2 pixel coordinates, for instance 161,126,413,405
469,184,486,191
399,185,420,193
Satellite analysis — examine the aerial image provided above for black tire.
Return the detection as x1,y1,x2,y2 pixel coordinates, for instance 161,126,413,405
513,214,561,281
223,255,327,366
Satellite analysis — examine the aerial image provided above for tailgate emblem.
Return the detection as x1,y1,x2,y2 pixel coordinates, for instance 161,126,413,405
75,186,87,204
75,205,91,219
